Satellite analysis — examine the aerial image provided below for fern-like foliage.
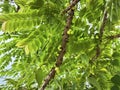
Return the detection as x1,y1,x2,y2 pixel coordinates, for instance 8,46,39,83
0,0,64,55
0,0,65,89
0,0,120,90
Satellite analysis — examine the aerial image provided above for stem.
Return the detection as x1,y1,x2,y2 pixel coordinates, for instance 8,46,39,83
90,9,108,61
99,9,108,42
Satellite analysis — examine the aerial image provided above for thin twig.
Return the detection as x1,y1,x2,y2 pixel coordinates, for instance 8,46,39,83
99,9,108,42
106,34,120,39
90,9,108,62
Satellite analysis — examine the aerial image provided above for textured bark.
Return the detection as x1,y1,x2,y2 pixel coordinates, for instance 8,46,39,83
56,9,74,67
40,67,56,90
62,0,79,14
39,0,79,89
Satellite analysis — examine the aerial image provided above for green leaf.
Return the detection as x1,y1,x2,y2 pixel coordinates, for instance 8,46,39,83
112,52,120,59
24,45,29,55
111,59,120,66
111,75,120,85
30,0,44,9
80,54,89,66
5,78,17,86
111,85,119,90
35,68,45,87
16,39,28,48
88,77,101,90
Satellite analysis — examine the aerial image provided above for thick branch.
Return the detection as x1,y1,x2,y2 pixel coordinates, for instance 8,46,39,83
62,0,79,14
39,3,75,90
56,9,74,67
40,67,56,90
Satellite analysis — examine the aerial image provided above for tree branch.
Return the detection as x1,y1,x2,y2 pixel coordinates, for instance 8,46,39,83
39,67,56,90
39,1,78,89
62,0,79,14
99,9,108,42
56,9,74,67
90,9,108,62
106,34,120,39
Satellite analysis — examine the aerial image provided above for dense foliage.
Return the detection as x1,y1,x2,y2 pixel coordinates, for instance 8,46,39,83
0,0,120,90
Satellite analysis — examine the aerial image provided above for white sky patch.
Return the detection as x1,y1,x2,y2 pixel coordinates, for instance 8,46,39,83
5,56,16,70
0,8,2,12
86,19,93,34
0,38,14,45
115,25,120,29
9,0,17,8
0,0,17,86
0,77,6,85
0,31,4,35
5,38,13,43
0,1,3,13
0,1,4,4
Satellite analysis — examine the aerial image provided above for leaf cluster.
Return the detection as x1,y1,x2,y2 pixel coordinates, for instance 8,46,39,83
0,0,120,90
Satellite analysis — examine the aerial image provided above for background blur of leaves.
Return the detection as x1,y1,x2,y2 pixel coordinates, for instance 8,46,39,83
0,0,120,90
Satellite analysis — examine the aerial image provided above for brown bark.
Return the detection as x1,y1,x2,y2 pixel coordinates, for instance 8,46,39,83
107,34,120,39
56,9,74,67
39,0,80,89
62,0,79,14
